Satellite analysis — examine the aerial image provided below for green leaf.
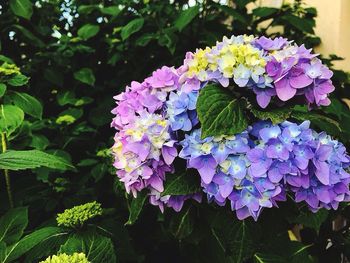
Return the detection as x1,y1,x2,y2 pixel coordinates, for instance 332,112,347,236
125,191,148,225
323,98,347,120
291,111,341,135
283,15,314,34
7,74,29,87
169,206,194,240
100,6,121,16
0,84,6,97
0,207,28,245
158,31,177,54
0,105,24,136
77,5,98,14
254,253,288,263
2,227,63,263
253,7,278,17
77,24,100,40
174,6,200,31
24,232,69,263
289,210,328,231
0,56,14,64
74,68,95,86
59,232,116,263
305,7,317,16
10,92,43,119
288,242,313,263
218,5,248,24
0,150,75,171
211,214,255,262
58,108,83,119
77,159,98,167
250,107,292,125
30,134,49,150
136,33,155,47
9,0,33,20
197,84,248,139
121,18,144,41
0,242,6,262
57,90,76,106
91,163,107,182
161,172,200,196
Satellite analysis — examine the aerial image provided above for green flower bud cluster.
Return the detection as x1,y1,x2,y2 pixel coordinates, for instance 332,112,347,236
39,252,90,263
0,62,20,76
56,201,102,228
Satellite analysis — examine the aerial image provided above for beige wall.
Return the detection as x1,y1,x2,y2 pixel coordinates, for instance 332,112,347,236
250,0,350,71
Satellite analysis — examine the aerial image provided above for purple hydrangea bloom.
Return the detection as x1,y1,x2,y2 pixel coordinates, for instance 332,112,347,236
112,34,345,220
254,36,289,51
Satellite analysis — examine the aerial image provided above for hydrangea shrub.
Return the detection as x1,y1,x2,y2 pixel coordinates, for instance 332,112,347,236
111,35,349,221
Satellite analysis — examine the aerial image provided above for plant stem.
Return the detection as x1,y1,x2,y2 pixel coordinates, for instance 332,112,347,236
2,133,13,208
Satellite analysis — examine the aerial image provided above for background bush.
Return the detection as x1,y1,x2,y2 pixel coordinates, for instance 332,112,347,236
0,0,350,262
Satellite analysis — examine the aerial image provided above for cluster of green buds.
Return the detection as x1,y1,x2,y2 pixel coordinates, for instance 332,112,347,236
39,252,90,263
56,201,102,228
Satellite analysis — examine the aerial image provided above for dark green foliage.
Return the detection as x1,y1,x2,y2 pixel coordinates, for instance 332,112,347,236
0,0,349,262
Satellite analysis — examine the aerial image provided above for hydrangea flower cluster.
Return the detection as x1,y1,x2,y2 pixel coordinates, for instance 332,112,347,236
249,121,350,212
40,253,90,263
179,121,350,220
181,35,335,108
112,35,348,220
56,201,103,228
179,129,285,220
112,66,201,212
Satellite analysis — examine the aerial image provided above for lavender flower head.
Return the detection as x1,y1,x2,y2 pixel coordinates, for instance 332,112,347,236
180,35,335,109
111,66,201,213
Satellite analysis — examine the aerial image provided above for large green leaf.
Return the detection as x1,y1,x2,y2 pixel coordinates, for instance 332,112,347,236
0,207,28,245
0,150,74,171
197,84,248,139
9,0,33,20
10,92,43,119
74,68,95,86
24,232,69,263
121,18,144,41
161,172,200,196
1,227,63,263
125,191,148,225
250,107,292,125
59,232,116,263
78,24,100,40
174,6,200,31
0,105,24,136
